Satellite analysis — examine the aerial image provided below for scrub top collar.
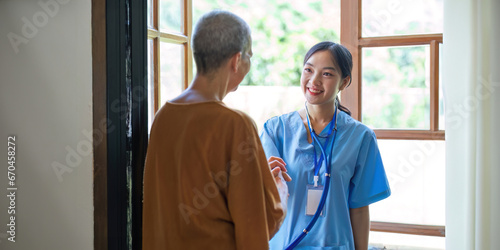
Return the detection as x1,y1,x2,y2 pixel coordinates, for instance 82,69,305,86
292,109,347,138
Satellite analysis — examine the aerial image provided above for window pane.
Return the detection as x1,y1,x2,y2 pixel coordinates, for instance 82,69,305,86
369,232,445,250
147,0,154,28
148,39,155,133
370,140,445,226
193,0,340,87
192,0,341,130
160,0,182,33
362,0,443,37
362,46,430,129
439,43,445,130
160,42,183,106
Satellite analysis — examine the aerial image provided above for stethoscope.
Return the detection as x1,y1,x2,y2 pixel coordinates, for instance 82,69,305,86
285,101,339,250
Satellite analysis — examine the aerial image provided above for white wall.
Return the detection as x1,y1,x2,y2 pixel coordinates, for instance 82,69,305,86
0,0,93,249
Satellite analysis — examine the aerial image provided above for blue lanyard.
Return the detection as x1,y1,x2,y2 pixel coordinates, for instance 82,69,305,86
285,103,339,250
305,103,338,186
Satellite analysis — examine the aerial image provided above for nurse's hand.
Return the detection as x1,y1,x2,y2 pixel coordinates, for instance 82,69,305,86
272,168,289,205
268,156,292,182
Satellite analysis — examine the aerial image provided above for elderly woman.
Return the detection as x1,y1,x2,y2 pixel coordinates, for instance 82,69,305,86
142,10,289,250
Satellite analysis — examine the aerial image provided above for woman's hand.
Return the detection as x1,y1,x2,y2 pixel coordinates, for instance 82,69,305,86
268,156,291,209
268,156,292,182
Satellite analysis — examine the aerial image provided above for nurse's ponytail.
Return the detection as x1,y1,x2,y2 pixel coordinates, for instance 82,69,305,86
336,96,351,116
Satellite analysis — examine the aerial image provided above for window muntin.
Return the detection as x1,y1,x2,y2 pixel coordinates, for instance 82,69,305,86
147,0,191,117
439,44,445,131
148,39,155,132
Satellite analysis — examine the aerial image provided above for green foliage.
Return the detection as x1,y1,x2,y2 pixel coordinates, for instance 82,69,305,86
362,45,429,129
160,2,181,32
312,28,340,43
407,97,429,128
363,69,385,87
193,0,338,86
388,47,426,88
385,94,405,127
309,1,322,12
364,94,405,128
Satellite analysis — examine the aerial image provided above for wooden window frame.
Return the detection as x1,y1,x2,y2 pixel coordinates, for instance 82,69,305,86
341,0,445,238
147,0,193,114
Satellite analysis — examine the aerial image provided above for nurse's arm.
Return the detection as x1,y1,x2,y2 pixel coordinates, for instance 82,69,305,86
350,205,370,250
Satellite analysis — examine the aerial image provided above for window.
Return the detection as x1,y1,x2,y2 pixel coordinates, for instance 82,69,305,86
149,0,342,130
147,0,193,131
341,0,444,249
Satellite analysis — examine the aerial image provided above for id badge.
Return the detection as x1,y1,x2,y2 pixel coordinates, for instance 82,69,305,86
305,185,325,216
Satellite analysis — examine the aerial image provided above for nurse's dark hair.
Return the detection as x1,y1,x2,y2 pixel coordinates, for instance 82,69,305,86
303,41,353,116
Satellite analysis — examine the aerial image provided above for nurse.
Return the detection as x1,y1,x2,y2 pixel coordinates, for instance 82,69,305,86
260,41,391,250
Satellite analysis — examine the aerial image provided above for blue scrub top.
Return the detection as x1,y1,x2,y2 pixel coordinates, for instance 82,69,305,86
260,111,391,250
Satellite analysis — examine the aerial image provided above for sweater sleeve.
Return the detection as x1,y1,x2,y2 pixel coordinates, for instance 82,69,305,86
226,115,285,250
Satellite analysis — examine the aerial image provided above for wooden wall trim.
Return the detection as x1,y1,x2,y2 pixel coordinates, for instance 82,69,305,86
359,34,443,47
91,0,108,249
374,130,445,140
371,221,445,237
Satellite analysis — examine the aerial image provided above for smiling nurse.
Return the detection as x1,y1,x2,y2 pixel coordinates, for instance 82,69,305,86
260,41,391,250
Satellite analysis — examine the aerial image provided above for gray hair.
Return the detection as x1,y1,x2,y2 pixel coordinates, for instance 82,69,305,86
192,10,251,74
